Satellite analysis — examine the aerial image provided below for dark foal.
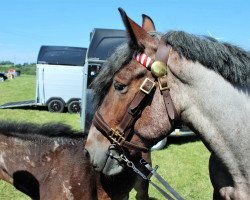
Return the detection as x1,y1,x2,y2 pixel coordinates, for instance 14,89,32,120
0,121,149,200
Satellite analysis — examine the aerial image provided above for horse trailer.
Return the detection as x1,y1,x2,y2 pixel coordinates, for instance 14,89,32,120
0,46,87,113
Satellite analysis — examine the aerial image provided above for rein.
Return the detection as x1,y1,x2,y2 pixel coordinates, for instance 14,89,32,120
111,153,184,200
93,38,179,152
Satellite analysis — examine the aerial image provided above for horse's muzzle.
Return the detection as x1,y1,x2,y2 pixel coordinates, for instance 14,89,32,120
84,144,125,175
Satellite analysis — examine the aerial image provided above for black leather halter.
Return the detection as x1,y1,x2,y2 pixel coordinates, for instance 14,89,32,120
93,38,180,152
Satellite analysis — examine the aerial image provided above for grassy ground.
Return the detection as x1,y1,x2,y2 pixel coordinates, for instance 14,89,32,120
0,75,213,199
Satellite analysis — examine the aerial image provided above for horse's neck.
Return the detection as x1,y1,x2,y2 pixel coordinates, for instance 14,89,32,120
178,62,249,140
169,56,250,183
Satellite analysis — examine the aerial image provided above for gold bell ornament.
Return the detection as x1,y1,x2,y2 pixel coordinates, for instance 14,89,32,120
151,61,167,78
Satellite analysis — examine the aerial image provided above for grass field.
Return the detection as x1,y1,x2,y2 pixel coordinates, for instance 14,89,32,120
0,75,213,199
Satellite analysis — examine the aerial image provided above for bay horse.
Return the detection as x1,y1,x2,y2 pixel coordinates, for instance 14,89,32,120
0,121,149,200
85,8,250,200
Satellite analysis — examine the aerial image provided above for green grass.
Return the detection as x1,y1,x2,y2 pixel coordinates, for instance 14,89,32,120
0,75,36,104
149,140,212,200
0,75,213,199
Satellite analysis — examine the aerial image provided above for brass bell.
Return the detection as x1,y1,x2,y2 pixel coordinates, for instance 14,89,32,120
151,60,167,78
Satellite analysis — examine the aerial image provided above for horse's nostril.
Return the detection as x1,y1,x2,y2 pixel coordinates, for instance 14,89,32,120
92,163,98,168
83,148,90,159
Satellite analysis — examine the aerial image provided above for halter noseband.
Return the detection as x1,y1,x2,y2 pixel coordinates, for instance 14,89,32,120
92,38,179,152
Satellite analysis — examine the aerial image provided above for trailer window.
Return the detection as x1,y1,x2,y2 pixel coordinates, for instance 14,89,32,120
37,46,87,66
87,64,102,87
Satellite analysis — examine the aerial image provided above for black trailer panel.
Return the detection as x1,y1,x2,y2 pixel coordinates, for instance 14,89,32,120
87,29,127,60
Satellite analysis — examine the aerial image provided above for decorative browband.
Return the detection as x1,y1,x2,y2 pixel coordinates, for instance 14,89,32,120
133,51,167,78
133,52,154,69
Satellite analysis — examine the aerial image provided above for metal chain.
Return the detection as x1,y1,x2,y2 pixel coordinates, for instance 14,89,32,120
109,152,183,200
109,149,184,200
119,154,149,180
109,148,148,180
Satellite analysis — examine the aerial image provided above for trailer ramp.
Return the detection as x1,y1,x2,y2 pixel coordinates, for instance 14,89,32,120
0,100,36,109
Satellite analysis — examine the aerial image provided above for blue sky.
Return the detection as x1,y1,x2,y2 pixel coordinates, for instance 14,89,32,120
0,0,249,64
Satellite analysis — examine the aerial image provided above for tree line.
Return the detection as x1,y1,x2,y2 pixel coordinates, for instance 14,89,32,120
0,61,36,75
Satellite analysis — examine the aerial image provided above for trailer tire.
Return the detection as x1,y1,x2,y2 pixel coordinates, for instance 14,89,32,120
68,100,80,114
47,99,64,113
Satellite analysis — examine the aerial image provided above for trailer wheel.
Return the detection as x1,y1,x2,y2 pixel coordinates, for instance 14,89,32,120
47,99,64,113
68,100,80,114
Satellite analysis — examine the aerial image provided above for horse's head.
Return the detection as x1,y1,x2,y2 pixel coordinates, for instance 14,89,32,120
85,8,177,175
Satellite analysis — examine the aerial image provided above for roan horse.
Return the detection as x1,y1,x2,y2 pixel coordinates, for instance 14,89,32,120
0,121,149,200
85,8,250,199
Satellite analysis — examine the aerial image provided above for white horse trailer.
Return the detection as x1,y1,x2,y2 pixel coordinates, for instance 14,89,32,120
0,46,87,113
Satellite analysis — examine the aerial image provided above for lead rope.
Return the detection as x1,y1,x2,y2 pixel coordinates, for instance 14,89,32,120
110,153,184,200
140,158,184,200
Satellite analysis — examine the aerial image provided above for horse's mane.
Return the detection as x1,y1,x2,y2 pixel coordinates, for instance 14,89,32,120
165,31,250,85
0,121,86,141
91,43,132,109
92,30,250,108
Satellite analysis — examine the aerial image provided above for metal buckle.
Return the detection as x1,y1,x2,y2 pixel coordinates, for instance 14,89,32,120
158,75,170,91
109,128,125,145
140,78,155,94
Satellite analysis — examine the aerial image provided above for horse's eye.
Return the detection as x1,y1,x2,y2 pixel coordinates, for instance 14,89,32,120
114,82,126,91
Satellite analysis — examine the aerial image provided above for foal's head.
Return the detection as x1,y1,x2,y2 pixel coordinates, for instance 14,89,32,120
85,9,175,175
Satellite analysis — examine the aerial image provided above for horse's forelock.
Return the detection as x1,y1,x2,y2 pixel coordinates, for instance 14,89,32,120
164,31,250,85
91,44,132,109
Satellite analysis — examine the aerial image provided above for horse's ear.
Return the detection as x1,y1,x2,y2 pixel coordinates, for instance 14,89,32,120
118,8,155,52
142,14,156,32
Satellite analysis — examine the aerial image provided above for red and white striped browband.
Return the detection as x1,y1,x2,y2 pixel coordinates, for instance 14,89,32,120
133,52,154,69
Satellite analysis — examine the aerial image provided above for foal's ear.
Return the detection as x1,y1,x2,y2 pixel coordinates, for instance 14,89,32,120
118,8,155,52
142,14,156,32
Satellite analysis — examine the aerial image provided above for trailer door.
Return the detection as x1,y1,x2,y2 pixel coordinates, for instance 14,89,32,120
36,64,45,104
81,63,101,132
80,28,127,132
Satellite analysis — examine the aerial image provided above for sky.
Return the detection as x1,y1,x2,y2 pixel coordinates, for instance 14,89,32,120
0,0,249,64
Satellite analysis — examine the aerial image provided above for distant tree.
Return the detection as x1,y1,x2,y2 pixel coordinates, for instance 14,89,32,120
0,61,36,75
23,62,29,67
0,61,14,65
15,64,22,68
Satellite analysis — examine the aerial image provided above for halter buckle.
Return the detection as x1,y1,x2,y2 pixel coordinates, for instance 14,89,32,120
158,75,170,91
109,128,125,145
140,78,155,94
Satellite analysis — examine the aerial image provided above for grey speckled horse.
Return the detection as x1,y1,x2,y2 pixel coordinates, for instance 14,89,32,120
85,8,250,199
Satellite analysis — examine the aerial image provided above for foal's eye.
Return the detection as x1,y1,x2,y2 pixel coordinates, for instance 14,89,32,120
114,82,127,92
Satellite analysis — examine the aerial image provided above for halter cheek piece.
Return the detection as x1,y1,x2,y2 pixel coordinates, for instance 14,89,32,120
93,38,180,152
